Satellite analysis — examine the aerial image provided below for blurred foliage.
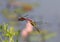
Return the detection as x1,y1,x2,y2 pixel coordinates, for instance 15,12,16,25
0,24,57,42
14,8,26,14
1,0,40,26
0,24,20,42
31,30,48,35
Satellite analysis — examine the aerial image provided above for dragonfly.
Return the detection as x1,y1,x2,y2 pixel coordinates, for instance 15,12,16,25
18,17,40,33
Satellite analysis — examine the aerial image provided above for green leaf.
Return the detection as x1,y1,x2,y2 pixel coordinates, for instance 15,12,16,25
16,40,18,42
4,40,8,42
0,25,3,30
15,30,20,36
4,24,8,31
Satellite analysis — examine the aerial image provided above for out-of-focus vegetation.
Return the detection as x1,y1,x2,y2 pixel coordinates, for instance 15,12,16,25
0,23,57,42
0,0,57,42
1,0,40,26
0,24,20,42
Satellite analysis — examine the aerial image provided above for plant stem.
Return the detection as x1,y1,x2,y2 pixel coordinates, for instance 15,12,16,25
9,37,14,42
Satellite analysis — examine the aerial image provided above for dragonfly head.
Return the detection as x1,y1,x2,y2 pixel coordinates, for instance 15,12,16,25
18,17,26,21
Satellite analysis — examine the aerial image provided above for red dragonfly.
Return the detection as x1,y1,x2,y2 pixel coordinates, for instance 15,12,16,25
18,17,40,33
